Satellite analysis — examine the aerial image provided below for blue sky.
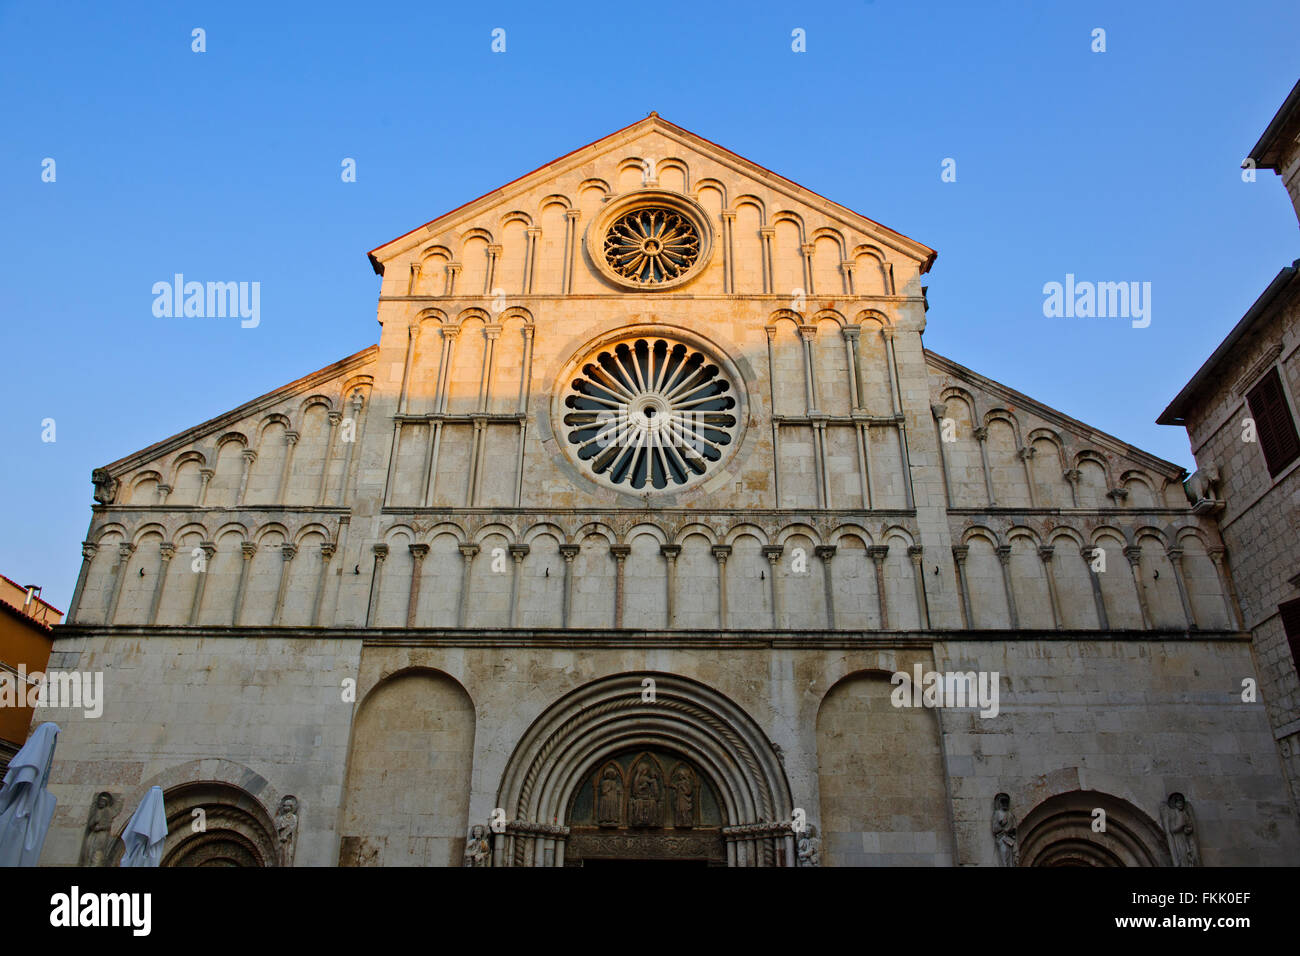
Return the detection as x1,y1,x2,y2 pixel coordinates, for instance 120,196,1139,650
2,0,1297,609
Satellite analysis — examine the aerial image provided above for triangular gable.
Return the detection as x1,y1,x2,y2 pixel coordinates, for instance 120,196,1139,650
366,113,936,276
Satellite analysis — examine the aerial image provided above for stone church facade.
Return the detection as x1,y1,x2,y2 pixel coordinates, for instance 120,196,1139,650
39,115,1300,866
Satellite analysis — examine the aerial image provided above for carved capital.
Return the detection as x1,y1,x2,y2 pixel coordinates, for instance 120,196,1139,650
1037,545,1055,562
372,543,389,561
761,545,783,563
459,543,481,559
159,542,176,560
907,545,924,560
241,543,258,560
281,543,298,561
409,543,430,560
814,545,837,561
951,545,969,564
80,541,98,561
610,545,631,560
995,544,1012,565
868,545,890,563
559,544,580,561
118,543,136,559
1063,468,1080,484
973,426,989,442
508,544,529,561
660,544,681,560
714,545,735,562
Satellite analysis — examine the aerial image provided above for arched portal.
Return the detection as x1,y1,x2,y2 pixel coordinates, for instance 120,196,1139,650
496,673,794,866
1017,790,1170,867
108,781,281,867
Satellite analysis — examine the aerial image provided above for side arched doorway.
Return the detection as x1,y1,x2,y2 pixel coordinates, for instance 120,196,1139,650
108,781,281,867
496,673,794,866
1017,790,1170,867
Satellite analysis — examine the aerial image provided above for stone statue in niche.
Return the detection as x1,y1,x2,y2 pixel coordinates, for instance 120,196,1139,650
1160,792,1201,867
669,764,695,828
275,795,299,867
596,765,624,826
78,791,121,867
991,793,1017,867
797,824,821,867
91,469,118,505
627,758,664,827
463,824,491,866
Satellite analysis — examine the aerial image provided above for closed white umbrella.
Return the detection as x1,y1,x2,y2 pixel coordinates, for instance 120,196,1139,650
0,721,60,867
119,785,167,867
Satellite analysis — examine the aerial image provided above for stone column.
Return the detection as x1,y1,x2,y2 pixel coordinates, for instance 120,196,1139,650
881,327,915,509
840,258,855,295
312,543,335,626
1208,547,1245,629
812,418,829,508
1124,546,1152,629
974,426,995,506
68,541,97,625
366,544,389,627
950,545,971,630
524,226,541,293
189,542,216,625
1084,546,1110,630
236,449,256,506
611,545,630,628
485,243,502,294
661,544,680,628
155,483,171,505
276,431,299,504
798,325,818,415
339,390,365,505
104,543,135,626
995,544,1019,629
559,544,579,628
147,546,175,629
445,262,461,296
868,545,890,629
197,468,213,506
759,226,775,293
147,542,175,625
457,544,480,628
720,211,735,293
762,545,783,629
713,545,733,629
816,545,837,629
508,544,529,627
932,403,954,508
398,321,420,415
1063,468,1080,508
407,261,421,295
1166,547,1196,631
764,326,782,507
272,543,297,626
319,412,341,505
1038,545,1062,629
908,545,930,629
563,210,580,294
232,542,257,626
478,325,500,412
1018,445,1037,507
800,242,815,294
407,543,429,627
839,325,862,411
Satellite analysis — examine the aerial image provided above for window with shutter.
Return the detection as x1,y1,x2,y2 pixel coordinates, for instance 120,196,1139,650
1246,367,1300,477
1281,597,1300,678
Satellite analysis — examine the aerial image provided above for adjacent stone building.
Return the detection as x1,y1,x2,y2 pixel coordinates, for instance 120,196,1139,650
37,114,1300,866
1158,79,1300,818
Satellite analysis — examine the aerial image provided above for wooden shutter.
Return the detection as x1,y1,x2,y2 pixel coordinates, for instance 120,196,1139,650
1246,368,1300,477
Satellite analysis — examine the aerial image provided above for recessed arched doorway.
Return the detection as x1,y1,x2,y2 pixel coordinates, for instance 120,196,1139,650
495,673,794,866
1016,790,1170,867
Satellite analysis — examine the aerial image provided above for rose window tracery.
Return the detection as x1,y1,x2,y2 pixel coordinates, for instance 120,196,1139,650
561,336,738,492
